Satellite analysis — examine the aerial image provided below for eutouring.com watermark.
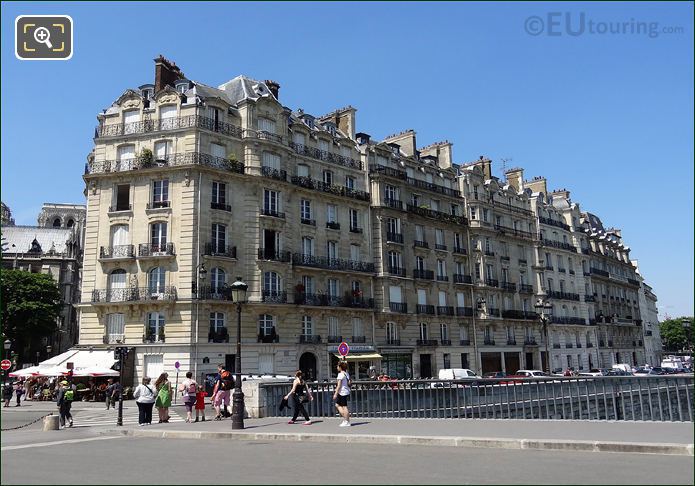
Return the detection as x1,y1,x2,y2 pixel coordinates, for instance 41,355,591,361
524,12,684,38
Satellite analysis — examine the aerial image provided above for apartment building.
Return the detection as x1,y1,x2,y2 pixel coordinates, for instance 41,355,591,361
77,57,657,382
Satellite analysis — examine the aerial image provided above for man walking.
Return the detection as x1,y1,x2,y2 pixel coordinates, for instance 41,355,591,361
56,380,74,428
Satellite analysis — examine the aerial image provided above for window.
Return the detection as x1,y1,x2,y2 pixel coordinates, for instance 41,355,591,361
485,264,494,280
301,237,314,256
302,316,313,336
450,204,459,216
258,117,276,134
385,185,398,201
473,185,479,200
470,207,477,220
501,268,509,283
415,225,425,242
211,224,226,253
210,143,226,159
411,193,421,206
387,217,400,234
212,181,227,208
454,233,463,250
559,280,565,292
105,313,125,344
302,276,314,294
389,286,402,304
263,189,280,215
440,323,449,341
455,262,465,275
211,267,226,292
547,278,554,292
150,222,167,249
482,208,489,222
345,176,356,190
52,218,61,227
262,151,280,169
352,317,363,338
435,229,444,246
350,244,360,261
386,322,398,342
293,132,306,145
388,251,402,269
259,314,275,336
507,326,515,343
419,323,429,340
263,271,281,294
431,200,440,211
437,260,446,277
349,209,359,230
147,312,165,342
415,256,425,271
485,238,492,254
545,253,552,267
154,141,172,161
210,312,225,332
327,204,337,223
323,170,333,185
328,317,339,337
327,241,337,259
111,225,129,247
327,279,339,297
152,180,169,208
319,139,329,152
297,164,309,177
456,292,466,307
123,110,140,134
438,291,447,307
115,184,130,211
417,289,427,305
300,199,312,221
148,267,166,294
108,270,127,298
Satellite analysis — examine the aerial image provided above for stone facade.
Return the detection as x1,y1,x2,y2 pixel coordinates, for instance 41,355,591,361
77,57,659,383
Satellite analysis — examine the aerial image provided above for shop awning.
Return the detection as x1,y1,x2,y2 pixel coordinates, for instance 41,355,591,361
334,353,383,361
37,349,117,371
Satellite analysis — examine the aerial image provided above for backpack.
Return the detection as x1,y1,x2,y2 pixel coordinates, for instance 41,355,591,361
220,371,233,391
64,389,74,401
187,382,197,395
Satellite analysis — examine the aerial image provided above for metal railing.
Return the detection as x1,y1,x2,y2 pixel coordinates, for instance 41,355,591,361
96,114,243,139
261,290,288,304
453,274,472,284
290,175,369,202
289,142,362,170
260,376,695,422
291,253,375,273
92,286,177,303
138,243,175,257
100,245,135,259
204,243,236,259
87,152,244,175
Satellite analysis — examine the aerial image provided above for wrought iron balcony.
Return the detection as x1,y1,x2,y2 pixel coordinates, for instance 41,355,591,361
146,201,170,209
545,265,554,271
538,216,570,231
293,293,373,308
138,243,175,257
518,259,527,265
459,339,471,346
405,203,467,225
204,243,236,258
558,267,566,273
519,284,534,294
627,278,641,287
387,266,406,277
108,204,132,212
257,331,279,344
261,166,287,181
553,343,562,349
500,256,510,262
383,198,403,210
262,290,287,304
565,343,574,348
298,334,322,344
453,247,467,255
483,338,496,345
551,316,587,325
417,339,438,346
524,338,538,346
96,114,243,139
487,308,501,317
386,232,404,244
436,275,449,282
195,285,232,301
406,177,461,198
586,342,594,348
493,224,535,240
368,164,408,180
326,221,341,230
389,302,408,313
547,290,580,301
289,142,362,170
261,208,285,219
300,218,316,226
585,294,596,302
290,175,369,202
257,248,292,262
327,335,343,344
385,338,401,346
500,281,517,292
569,269,575,275
502,310,539,320
456,306,474,317
256,131,284,144
92,286,177,303
581,248,590,255
576,343,582,348
440,339,451,346
88,152,244,175
103,334,125,345
210,201,232,212
453,274,472,284
100,245,135,259
291,253,375,273
485,278,499,288
413,269,434,280
143,328,165,344
484,250,495,257
413,240,429,249
437,306,455,316
540,238,577,253
209,327,230,343
507,339,517,345
416,304,435,315
591,268,609,277
352,336,366,343
349,226,363,234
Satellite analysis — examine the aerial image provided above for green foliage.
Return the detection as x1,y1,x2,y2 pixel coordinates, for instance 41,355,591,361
660,317,693,352
0,269,62,363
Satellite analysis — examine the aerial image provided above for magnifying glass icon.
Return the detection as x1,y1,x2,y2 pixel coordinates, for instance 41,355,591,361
33,27,53,49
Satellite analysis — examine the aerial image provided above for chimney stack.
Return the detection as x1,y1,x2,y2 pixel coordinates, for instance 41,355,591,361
264,80,280,99
154,55,184,93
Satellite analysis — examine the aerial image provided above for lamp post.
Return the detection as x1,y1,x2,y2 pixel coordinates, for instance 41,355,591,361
229,277,248,430
3,340,11,383
535,296,553,374
193,262,206,381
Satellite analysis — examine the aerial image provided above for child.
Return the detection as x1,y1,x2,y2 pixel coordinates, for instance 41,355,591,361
195,385,207,422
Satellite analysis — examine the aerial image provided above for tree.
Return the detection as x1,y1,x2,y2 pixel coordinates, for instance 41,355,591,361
660,317,693,352
0,269,62,364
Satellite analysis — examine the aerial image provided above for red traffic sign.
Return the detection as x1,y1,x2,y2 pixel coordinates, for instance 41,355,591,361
338,342,350,357
1,360,11,371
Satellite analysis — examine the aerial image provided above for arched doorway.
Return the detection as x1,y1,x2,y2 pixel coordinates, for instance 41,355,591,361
299,352,317,381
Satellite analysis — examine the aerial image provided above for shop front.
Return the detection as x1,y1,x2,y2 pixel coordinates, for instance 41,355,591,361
379,348,414,379
327,345,382,380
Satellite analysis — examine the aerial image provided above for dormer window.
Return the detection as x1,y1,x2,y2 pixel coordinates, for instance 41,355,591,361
303,116,315,129
323,122,336,136
175,81,189,94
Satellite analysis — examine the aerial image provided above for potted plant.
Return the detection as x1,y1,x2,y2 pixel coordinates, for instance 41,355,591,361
138,148,153,168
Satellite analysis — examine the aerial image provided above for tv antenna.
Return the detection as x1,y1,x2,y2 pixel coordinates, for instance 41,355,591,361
500,157,512,173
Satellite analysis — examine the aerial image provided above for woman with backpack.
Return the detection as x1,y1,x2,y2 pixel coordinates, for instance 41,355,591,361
56,380,74,428
154,372,172,423
179,371,197,423
133,377,156,426
284,370,313,425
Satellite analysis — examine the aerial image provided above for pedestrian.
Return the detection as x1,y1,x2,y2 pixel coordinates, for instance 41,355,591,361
178,371,197,423
285,370,313,425
213,364,233,420
56,380,74,428
154,372,172,423
133,377,156,426
109,379,123,410
104,378,114,410
14,381,24,406
333,361,351,427
194,385,207,422
3,382,13,407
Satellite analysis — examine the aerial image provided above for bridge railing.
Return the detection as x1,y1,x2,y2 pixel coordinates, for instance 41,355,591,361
259,376,694,422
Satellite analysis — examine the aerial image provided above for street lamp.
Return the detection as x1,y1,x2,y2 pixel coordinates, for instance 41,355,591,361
535,296,553,374
230,276,248,430
3,339,10,355
46,345,52,356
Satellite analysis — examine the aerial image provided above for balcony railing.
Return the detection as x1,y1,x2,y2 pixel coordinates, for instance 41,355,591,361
389,302,408,313
290,176,369,202
538,216,570,231
436,275,449,282
387,266,406,277
383,198,404,210
195,285,232,301
416,304,435,315
551,316,587,325
293,293,374,308
99,245,135,259
459,339,471,346
437,306,455,316
352,336,367,343
585,294,596,302
456,307,474,317
291,253,375,273
298,335,322,344
453,247,467,255
453,274,472,284
261,166,287,181
210,201,232,212
417,339,438,346
547,290,580,301
257,248,292,262
96,114,243,140
487,308,501,317
586,342,594,348
326,221,341,230
541,238,577,253
519,284,534,294
413,269,434,280
261,208,285,219
500,282,517,292
386,232,404,244
485,278,499,288
92,286,177,303
300,218,316,226
524,338,538,346
565,343,573,348
289,142,362,170
406,177,461,197
262,290,288,304
257,329,279,343
385,339,401,346
440,339,452,346
483,338,496,345
493,224,535,241
502,310,539,320
368,164,408,180
591,268,610,277
507,339,517,345
103,334,125,345
413,240,429,249
143,328,165,344
138,243,175,257
484,250,495,257
87,152,244,175
435,244,447,251
146,201,170,209
405,203,467,226
327,335,343,344
204,243,237,259
627,278,641,287
349,226,363,234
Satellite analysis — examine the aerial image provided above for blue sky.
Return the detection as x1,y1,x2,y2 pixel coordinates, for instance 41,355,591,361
1,1,693,317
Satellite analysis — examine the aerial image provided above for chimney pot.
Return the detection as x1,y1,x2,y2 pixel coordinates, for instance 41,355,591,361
264,80,280,99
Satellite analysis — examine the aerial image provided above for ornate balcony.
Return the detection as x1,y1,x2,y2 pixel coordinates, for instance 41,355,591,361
326,221,341,230
195,285,232,301
493,224,535,241
585,294,596,302
500,281,517,292
551,316,587,325
92,286,177,303
289,142,362,170
208,326,230,343
487,308,501,317
406,177,461,198
349,226,363,234
389,302,408,313
290,175,369,202
87,152,244,175
386,232,404,244
103,334,125,345
485,278,499,288
300,218,316,226
298,335,322,344
437,306,455,316
434,244,447,251
453,274,472,284
591,268,610,277
540,238,577,253
440,339,451,346
293,293,373,308
146,201,170,209
417,339,438,346
261,208,285,219
327,335,343,344
413,240,429,249
99,245,135,260
405,203,467,225
413,269,434,280
436,275,449,282
96,114,243,140
257,248,292,262
538,216,570,231
368,164,407,180
385,338,401,346
483,338,496,345
291,253,375,273
257,327,279,343
524,338,538,346
453,247,467,255
459,339,471,346
383,198,403,210
507,339,517,346
456,307,474,317
502,310,539,320
143,328,165,344
547,290,580,301
387,266,406,277
138,243,175,257
519,284,534,294
261,290,288,304
261,166,287,181
210,201,231,212
204,243,236,259
352,336,367,343
416,304,435,315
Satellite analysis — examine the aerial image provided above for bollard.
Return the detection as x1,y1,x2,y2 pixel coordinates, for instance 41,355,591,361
43,415,60,431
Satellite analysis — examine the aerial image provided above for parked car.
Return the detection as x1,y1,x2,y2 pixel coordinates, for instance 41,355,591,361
635,367,667,375
514,370,549,378
430,368,481,388
479,371,508,385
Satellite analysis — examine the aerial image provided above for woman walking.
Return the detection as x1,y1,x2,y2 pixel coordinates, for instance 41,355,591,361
284,370,313,425
133,377,156,426
154,372,172,423
333,361,351,427
179,371,197,423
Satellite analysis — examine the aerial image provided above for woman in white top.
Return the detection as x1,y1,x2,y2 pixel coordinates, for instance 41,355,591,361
178,371,197,423
333,361,351,427
133,377,156,426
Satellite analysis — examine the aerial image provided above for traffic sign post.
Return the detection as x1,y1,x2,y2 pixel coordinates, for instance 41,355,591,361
174,361,180,404
338,342,350,358
115,347,129,427
0,360,11,371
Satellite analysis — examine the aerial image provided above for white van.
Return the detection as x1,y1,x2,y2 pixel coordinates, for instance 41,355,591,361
438,368,480,380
